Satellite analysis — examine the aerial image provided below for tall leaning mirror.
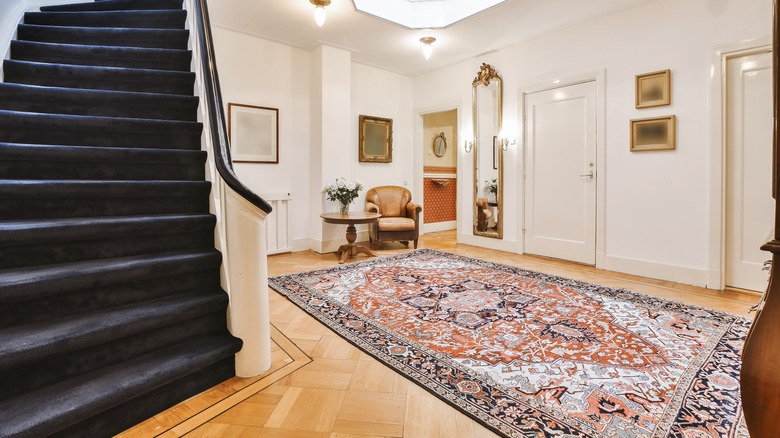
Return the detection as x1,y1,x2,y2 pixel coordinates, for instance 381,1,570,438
472,63,503,239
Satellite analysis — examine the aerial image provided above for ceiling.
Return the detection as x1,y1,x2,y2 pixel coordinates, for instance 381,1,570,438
208,0,660,77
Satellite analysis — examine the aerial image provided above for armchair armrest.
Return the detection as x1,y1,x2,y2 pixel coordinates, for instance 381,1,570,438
406,202,422,219
366,201,380,214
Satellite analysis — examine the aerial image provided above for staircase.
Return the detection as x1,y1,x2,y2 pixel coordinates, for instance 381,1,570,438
0,0,243,436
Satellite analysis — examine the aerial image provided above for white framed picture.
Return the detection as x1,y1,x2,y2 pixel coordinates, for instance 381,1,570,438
228,103,279,163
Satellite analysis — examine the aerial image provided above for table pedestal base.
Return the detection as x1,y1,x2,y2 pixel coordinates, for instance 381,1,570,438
336,224,375,264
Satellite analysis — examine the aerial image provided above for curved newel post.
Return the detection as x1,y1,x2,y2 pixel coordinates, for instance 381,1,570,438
224,189,272,377
187,0,274,378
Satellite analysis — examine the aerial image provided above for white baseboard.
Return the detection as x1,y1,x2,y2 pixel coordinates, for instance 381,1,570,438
291,238,311,253
602,255,708,287
458,232,519,253
309,231,371,254
423,221,456,233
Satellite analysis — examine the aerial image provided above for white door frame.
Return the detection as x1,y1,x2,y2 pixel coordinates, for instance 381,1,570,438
518,70,606,267
414,100,463,236
706,36,771,290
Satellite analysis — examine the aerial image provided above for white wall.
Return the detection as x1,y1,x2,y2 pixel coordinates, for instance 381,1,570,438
352,62,415,209
213,27,312,251
414,0,771,285
212,27,414,252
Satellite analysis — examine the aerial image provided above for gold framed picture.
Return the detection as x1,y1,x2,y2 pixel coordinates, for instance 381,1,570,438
630,115,676,151
228,103,279,163
635,69,671,108
359,115,393,163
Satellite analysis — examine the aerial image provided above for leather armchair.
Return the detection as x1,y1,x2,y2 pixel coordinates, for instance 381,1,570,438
476,197,492,232
365,186,422,249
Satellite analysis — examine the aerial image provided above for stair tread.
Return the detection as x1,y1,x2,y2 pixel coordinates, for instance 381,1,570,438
0,109,201,130
0,291,228,370
0,83,198,109
11,40,192,71
3,59,195,95
0,214,216,246
24,10,187,30
0,250,223,302
0,142,206,163
16,24,189,49
0,335,241,438
41,0,183,12
0,179,211,198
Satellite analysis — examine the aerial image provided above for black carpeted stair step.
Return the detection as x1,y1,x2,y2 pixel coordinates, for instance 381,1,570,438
0,310,226,400
0,179,211,219
16,24,189,49
0,292,228,371
0,335,241,438
0,143,206,180
0,110,202,149
41,0,183,12
0,249,222,303
0,84,198,121
24,10,187,29
10,40,192,71
1,310,227,402
2,60,195,95
0,214,216,268
1,267,221,330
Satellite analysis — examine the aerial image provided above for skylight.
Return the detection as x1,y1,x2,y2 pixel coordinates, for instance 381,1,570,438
351,0,508,29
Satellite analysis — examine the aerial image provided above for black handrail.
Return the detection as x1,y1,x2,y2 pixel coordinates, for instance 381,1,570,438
192,0,272,214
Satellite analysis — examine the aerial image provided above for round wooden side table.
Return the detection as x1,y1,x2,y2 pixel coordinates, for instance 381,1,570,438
320,212,381,264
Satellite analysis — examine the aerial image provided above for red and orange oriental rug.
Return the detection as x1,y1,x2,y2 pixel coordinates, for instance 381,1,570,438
269,249,751,437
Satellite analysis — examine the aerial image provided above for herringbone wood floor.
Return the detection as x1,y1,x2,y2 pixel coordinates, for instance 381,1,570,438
117,230,759,437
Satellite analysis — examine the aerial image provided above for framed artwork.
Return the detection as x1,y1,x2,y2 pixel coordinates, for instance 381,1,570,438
228,103,279,163
630,115,676,151
635,69,671,108
359,115,393,163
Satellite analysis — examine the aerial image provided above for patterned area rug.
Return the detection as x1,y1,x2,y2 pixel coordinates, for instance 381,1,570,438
269,249,751,437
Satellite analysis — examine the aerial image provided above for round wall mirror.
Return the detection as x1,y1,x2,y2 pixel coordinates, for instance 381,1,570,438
433,132,446,157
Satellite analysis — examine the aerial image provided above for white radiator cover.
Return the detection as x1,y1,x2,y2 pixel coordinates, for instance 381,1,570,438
262,193,292,255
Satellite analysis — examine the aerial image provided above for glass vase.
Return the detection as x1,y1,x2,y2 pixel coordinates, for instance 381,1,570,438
339,202,349,215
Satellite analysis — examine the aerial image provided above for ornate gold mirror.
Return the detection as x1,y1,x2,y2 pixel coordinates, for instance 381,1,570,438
472,63,503,239
433,132,446,157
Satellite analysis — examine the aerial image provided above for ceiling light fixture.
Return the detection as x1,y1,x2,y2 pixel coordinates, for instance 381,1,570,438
420,36,436,60
310,0,331,27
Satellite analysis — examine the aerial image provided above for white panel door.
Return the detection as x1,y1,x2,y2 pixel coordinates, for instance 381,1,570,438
725,51,773,291
524,81,597,264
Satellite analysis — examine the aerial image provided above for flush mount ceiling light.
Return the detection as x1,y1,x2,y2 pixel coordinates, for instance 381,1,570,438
352,0,507,29
310,0,331,27
420,36,436,59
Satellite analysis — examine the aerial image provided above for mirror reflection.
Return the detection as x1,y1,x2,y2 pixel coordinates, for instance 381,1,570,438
472,63,503,239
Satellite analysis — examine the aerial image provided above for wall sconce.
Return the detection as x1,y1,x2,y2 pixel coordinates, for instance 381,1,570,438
464,140,474,153
501,138,516,151
420,37,436,60
310,0,331,27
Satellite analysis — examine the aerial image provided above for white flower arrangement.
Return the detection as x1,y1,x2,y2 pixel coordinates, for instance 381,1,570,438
323,177,364,214
484,178,498,198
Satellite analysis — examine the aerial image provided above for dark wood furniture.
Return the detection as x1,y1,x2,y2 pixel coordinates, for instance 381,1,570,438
320,212,381,264
741,2,780,436
365,186,422,249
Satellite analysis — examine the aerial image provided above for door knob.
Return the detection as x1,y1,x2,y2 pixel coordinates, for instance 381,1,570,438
579,171,594,178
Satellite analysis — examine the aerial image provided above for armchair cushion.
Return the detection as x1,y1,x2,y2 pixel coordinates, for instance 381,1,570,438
377,217,416,231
